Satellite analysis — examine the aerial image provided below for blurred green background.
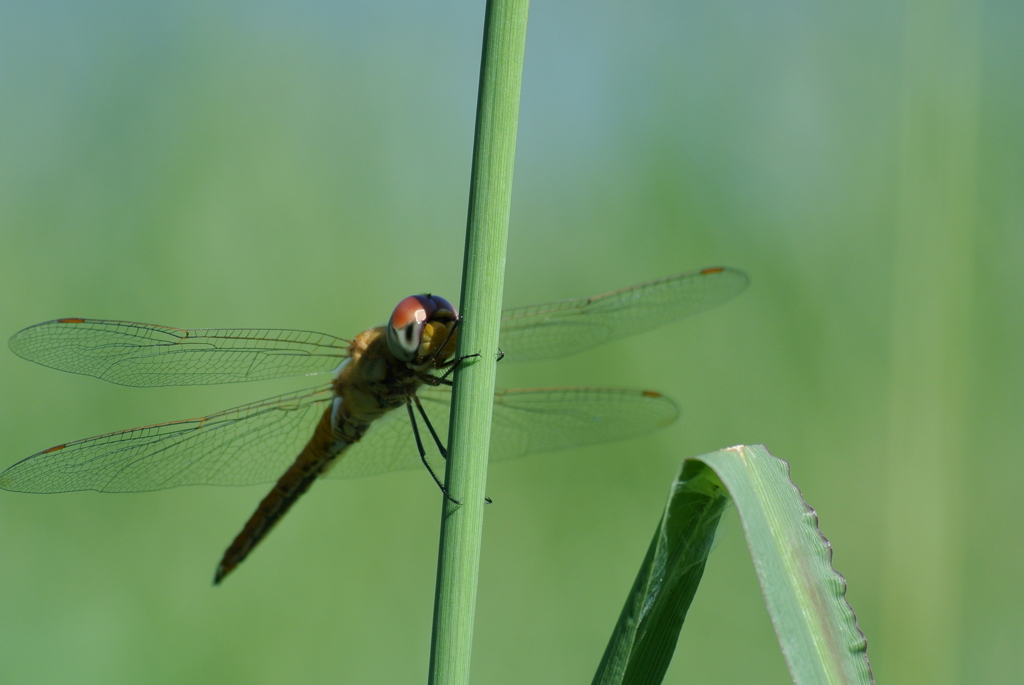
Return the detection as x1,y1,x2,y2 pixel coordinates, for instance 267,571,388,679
1,0,1020,683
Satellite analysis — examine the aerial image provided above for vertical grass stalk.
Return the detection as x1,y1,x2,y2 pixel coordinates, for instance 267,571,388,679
427,1,530,684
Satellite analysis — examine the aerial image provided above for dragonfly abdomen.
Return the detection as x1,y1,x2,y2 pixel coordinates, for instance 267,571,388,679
213,405,353,585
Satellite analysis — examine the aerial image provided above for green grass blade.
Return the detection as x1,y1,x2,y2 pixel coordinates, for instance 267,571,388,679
704,446,872,684
593,445,873,685
592,460,730,685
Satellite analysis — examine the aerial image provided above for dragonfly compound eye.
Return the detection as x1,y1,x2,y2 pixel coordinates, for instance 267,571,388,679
388,295,436,362
425,295,458,323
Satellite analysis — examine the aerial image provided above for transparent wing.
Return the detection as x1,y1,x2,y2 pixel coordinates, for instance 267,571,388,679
324,385,679,480
8,319,349,387
0,384,676,494
498,266,748,361
0,385,334,493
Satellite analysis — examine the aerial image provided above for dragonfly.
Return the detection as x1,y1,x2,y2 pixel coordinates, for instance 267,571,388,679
1,266,747,584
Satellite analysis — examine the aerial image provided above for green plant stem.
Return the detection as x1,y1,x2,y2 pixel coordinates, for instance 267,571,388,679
427,1,529,684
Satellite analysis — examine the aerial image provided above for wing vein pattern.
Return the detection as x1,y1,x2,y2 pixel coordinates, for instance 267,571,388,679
498,266,748,361
1,385,678,493
0,386,334,493
8,319,349,387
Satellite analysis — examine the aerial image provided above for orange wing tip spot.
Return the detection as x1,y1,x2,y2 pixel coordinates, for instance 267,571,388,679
42,444,67,454
57,318,87,324
700,267,725,275
642,390,662,398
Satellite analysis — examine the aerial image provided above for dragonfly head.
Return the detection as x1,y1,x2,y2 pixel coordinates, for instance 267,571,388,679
387,294,459,365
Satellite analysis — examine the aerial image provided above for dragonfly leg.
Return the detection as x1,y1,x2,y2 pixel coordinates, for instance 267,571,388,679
438,352,479,379
415,372,452,387
406,401,460,505
496,348,505,363
413,395,493,505
413,394,447,459
436,351,475,371
417,352,480,387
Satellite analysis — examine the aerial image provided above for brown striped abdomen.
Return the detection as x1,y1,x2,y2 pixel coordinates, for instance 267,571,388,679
213,405,348,585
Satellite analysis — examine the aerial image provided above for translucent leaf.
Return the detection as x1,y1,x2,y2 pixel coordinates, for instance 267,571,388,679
593,445,873,685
